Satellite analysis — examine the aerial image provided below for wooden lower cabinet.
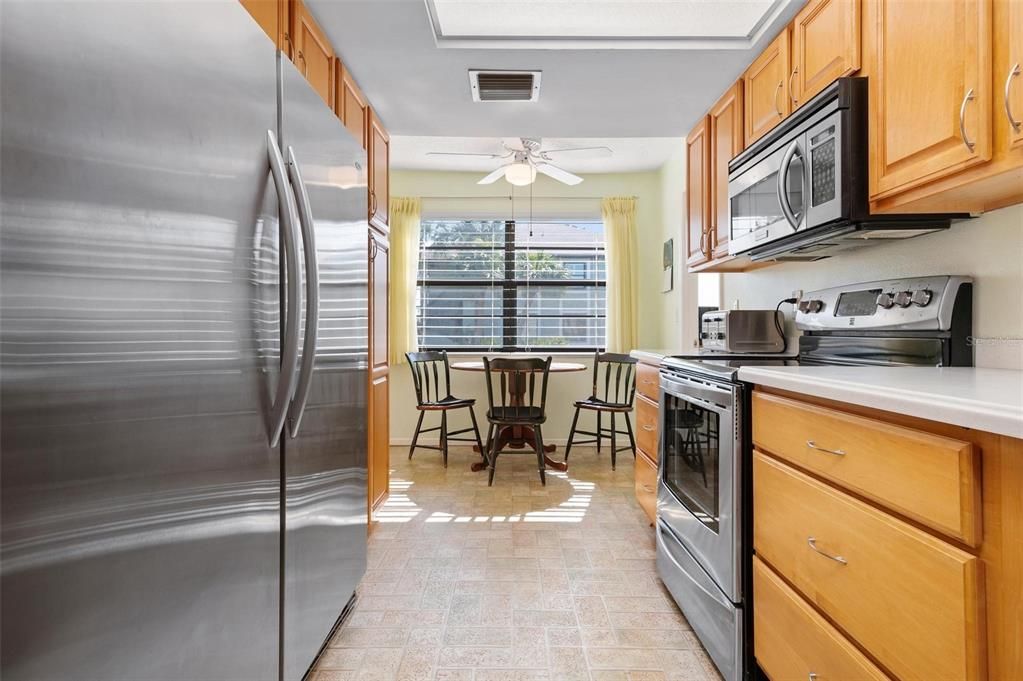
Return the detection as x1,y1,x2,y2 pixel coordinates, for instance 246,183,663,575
752,387,1023,681
368,371,389,512
635,395,659,458
754,451,983,681
634,450,657,524
753,557,891,681
367,229,390,514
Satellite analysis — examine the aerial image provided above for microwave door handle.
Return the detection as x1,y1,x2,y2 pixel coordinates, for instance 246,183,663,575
776,139,802,229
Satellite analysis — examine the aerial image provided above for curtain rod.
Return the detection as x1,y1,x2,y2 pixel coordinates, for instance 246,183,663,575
419,195,630,201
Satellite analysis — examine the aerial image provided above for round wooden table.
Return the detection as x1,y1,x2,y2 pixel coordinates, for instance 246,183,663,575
451,360,587,473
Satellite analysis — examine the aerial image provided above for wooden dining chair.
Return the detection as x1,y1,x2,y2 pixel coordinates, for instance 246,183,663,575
406,351,484,467
564,352,638,470
482,356,552,486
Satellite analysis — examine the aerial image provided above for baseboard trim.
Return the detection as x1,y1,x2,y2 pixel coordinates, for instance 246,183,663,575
390,437,574,447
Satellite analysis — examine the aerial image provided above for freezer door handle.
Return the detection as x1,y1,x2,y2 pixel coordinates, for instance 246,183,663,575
285,145,320,438
268,130,302,447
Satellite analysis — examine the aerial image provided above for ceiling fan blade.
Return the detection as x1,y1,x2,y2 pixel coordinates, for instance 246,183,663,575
477,166,510,185
536,163,583,186
426,151,506,158
540,146,613,160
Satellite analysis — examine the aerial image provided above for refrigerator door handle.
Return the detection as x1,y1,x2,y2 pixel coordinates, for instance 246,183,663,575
268,130,302,447
285,145,320,438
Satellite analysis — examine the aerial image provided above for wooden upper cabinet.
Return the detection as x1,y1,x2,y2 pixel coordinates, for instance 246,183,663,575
292,0,334,107
791,0,861,109
685,118,711,268
1001,0,1023,150
744,29,791,146
336,62,369,150
368,110,390,230
868,0,992,200
708,82,744,260
239,0,287,49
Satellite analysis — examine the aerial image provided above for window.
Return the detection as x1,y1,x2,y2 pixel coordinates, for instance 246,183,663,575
417,219,606,351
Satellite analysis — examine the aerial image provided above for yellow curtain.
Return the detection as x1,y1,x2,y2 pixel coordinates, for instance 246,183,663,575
602,196,638,353
388,197,421,365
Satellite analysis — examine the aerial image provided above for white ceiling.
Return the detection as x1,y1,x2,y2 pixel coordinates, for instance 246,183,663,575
306,0,804,140
391,136,681,172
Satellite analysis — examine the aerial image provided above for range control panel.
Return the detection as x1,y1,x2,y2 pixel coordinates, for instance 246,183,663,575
795,276,971,332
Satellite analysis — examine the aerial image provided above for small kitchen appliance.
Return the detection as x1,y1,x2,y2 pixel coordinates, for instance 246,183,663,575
700,309,785,353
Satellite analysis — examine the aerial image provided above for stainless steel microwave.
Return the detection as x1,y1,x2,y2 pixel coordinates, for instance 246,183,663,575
727,78,965,262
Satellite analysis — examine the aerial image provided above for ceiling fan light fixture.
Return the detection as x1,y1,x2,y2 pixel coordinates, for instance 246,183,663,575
505,162,536,186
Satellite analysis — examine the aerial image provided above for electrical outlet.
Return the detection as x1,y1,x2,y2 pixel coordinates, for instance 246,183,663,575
791,289,803,303
731,299,740,310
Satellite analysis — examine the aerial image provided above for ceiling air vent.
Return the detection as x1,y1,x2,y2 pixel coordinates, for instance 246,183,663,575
469,70,542,102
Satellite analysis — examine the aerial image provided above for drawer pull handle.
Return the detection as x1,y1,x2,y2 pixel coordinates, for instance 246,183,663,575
642,485,655,492
642,425,656,432
807,536,848,565
642,379,656,385
809,674,818,681
806,440,845,456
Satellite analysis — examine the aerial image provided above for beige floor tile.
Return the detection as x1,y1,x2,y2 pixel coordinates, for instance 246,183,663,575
306,447,719,681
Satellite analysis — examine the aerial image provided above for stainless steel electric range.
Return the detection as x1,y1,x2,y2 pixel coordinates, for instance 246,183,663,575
654,275,973,681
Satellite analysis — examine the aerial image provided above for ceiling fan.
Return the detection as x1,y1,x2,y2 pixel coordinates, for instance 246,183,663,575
426,138,612,186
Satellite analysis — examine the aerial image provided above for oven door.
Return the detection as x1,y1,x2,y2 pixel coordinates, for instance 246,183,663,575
728,137,807,256
657,372,741,602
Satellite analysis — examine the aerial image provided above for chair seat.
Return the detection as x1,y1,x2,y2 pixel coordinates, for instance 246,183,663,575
574,396,633,412
418,395,475,411
487,406,545,424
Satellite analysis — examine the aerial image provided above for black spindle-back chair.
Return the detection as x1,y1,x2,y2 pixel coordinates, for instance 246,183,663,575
406,351,484,467
482,356,552,486
564,352,638,470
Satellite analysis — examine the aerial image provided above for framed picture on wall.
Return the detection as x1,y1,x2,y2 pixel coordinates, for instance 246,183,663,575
662,239,673,293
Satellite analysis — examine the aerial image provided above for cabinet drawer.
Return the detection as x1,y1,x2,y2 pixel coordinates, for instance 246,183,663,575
754,452,984,681
752,391,980,545
635,449,657,523
636,362,660,401
754,556,891,681
636,395,659,458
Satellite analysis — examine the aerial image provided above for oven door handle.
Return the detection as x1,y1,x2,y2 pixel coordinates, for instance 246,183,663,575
776,138,803,230
660,377,734,414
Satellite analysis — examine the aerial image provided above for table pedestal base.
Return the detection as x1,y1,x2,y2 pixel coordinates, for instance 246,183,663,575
471,424,568,473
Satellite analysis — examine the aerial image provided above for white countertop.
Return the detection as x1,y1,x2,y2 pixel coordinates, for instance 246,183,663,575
737,366,1023,439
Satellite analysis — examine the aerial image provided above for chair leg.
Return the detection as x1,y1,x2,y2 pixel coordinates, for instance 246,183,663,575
610,412,618,471
409,410,425,460
596,412,603,453
440,410,448,468
534,426,546,486
487,428,499,487
468,406,485,458
624,411,637,459
564,407,581,462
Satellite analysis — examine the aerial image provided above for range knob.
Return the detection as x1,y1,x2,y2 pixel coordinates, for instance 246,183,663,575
893,291,913,308
807,299,825,313
876,292,895,309
911,289,933,307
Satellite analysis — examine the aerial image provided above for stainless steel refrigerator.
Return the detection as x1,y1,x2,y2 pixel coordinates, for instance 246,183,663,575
0,2,368,680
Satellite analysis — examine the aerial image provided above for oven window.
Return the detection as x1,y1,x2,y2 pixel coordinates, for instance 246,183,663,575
662,391,721,532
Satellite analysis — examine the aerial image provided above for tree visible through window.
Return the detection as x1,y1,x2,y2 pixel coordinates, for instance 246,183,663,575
417,219,606,351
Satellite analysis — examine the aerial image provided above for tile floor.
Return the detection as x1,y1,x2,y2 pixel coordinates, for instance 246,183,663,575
309,444,723,681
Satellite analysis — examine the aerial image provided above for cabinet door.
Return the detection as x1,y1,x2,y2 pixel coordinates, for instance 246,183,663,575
791,0,861,108
685,118,711,268
744,29,791,145
1000,0,1023,150
239,0,286,48
869,0,992,200
336,62,369,150
293,0,334,107
368,373,389,512
367,230,390,512
369,111,390,230
709,82,744,260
